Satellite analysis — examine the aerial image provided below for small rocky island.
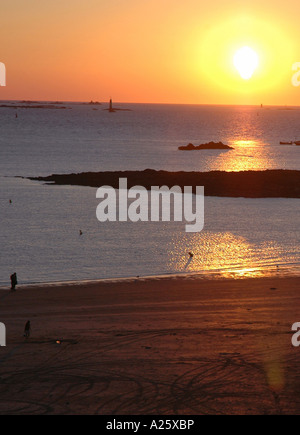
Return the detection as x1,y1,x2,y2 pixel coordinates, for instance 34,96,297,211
0,103,69,110
27,169,300,198
179,141,234,151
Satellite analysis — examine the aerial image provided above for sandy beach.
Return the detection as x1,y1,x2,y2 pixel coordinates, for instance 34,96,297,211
0,275,299,415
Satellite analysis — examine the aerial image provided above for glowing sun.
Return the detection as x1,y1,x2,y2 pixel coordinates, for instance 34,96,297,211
233,46,259,80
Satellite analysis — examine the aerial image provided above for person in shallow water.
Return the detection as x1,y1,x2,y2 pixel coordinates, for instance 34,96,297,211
10,272,18,291
24,321,31,338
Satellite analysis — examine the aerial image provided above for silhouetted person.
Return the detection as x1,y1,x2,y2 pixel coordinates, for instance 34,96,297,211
9,199,12,204
24,321,31,338
79,230,83,236
10,273,18,291
189,252,194,259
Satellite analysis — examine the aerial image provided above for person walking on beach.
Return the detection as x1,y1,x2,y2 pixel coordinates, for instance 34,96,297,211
24,321,31,338
10,272,18,291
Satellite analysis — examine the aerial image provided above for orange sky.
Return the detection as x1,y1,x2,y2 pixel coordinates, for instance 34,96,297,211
0,0,300,105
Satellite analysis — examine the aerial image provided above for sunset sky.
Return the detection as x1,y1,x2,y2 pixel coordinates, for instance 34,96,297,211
0,0,300,105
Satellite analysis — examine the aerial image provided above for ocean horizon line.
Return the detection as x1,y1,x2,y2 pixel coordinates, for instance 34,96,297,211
1,99,300,109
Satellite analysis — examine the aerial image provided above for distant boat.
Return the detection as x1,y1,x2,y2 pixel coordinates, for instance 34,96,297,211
280,141,293,145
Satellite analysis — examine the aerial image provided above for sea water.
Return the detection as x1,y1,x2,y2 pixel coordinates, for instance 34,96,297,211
0,102,299,285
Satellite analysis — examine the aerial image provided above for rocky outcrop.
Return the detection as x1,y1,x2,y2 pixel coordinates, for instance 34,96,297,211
28,169,300,198
179,142,234,151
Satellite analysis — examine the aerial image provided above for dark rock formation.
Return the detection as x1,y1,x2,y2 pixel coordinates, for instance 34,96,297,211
179,142,234,151
0,104,68,110
28,169,300,198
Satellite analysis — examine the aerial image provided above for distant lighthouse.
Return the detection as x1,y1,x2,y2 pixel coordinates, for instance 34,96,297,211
109,98,114,112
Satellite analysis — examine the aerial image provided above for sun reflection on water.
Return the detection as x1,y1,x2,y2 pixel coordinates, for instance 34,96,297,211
168,232,284,279
215,139,272,172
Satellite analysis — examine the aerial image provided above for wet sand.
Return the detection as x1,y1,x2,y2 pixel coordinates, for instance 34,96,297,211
0,275,299,415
